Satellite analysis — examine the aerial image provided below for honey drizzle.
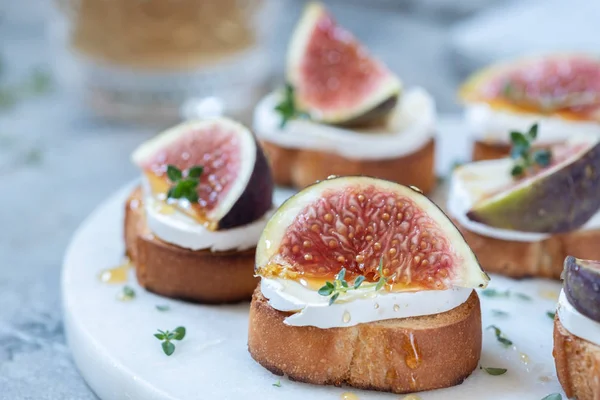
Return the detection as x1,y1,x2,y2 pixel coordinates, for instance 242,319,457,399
402,332,422,370
340,392,359,400
99,258,133,284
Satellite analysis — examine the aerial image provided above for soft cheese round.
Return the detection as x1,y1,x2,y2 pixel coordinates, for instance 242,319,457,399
466,103,600,144
253,87,436,160
260,278,473,329
447,158,600,242
557,289,600,347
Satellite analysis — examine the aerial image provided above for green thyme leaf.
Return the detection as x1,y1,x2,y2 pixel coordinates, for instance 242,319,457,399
156,305,170,312
510,131,528,147
188,165,204,178
487,325,513,347
541,394,562,400
511,164,524,178
354,275,366,289
547,311,556,320
528,123,539,139
173,326,186,340
514,292,532,301
508,123,552,178
329,292,340,306
166,165,183,182
118,286,136,301
154,333,165,340
337,268,346,282
274,84,310,129
533,149,552,167
484,367,508,376
491,309,509,317
481,289,510,298
272,380,282,387
162,341,175,356
318,285,334,296
375,277,386,291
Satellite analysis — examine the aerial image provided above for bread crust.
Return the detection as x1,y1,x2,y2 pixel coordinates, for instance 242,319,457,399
553,317,600,400
124,187,258,303
248,288,481,394
472,140,510,161
455,220,600,279
260,138,436,193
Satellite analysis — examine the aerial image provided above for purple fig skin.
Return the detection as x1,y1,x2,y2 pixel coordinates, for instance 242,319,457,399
468,141,600,233
564,255,600,323
335,95,398,128
218,140,274,230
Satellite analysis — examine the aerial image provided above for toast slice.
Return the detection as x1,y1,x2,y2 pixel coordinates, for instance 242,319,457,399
455,220,600,280
248,288,481,394
124,187,258,303
260,138,435,193
553,317,600,400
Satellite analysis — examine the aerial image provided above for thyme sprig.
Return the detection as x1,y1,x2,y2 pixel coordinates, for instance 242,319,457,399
154,326,186,356
166,164,203,203
274,84,309,129
487,325,513,347
509,123,552,178
318,258,395,305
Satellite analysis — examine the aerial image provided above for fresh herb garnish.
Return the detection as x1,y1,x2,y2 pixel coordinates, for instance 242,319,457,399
318,268,366,305
483,367,508,376
156,305,170,312
487,325,513,347
541,394,562,400
272,380,282,387
491,309,509,317
509,123,552,178
481,288,531,301
375,257,396,291
0,63,53,111
274,83,309,129
166,164,203,203
547,311,556,320
118,286,136,301
154,326,186,356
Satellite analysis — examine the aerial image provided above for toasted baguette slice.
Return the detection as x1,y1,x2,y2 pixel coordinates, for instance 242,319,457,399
260,138,435,193
553,317,600,400
455,220,600,280
248,288,481,394
124,187,258,303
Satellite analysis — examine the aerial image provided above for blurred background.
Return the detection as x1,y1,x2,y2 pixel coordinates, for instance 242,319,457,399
0,0,598,397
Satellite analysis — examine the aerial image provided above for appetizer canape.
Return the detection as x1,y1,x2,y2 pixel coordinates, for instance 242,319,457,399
460,54,600,161
248,176,489,394
553,256,600,400
253,2,437,192
448,124,600,279
125,117,274,303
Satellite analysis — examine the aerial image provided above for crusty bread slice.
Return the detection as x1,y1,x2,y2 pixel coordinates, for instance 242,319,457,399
248,288,481,394
260,138,435,193
124,187,258,303
553,317,600,400
455,220,600,280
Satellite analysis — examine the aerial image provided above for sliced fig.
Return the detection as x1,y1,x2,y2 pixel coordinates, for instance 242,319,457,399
563,256,600,323
460,54,600,121
132,118,273,230
467,135,600,233
256,176,489,290
286,2,401,127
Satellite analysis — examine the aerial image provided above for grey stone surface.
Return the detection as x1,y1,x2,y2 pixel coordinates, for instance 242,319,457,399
0,0,524,398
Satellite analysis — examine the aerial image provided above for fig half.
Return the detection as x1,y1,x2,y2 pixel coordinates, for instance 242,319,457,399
286,2,401,127
256,176,489,290
459,53,600,121
132,118,273,230
467,135,600,233
563,256,600,323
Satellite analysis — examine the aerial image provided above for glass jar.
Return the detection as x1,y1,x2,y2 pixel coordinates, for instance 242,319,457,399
50,0,277,125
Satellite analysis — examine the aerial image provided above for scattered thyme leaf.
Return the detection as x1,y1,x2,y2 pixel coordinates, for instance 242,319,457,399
481,288,531,302
166,165,182,181
118,286,136,301
541,394,562,400
272,380,282,387
156,305,170,312
353,275,365,289
329,292,340,306
547,311,556,320
484,367,508,376
375,278,386,291
487,325,513,347
491,309,509,317
514,292,532,301
154,326,187,356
